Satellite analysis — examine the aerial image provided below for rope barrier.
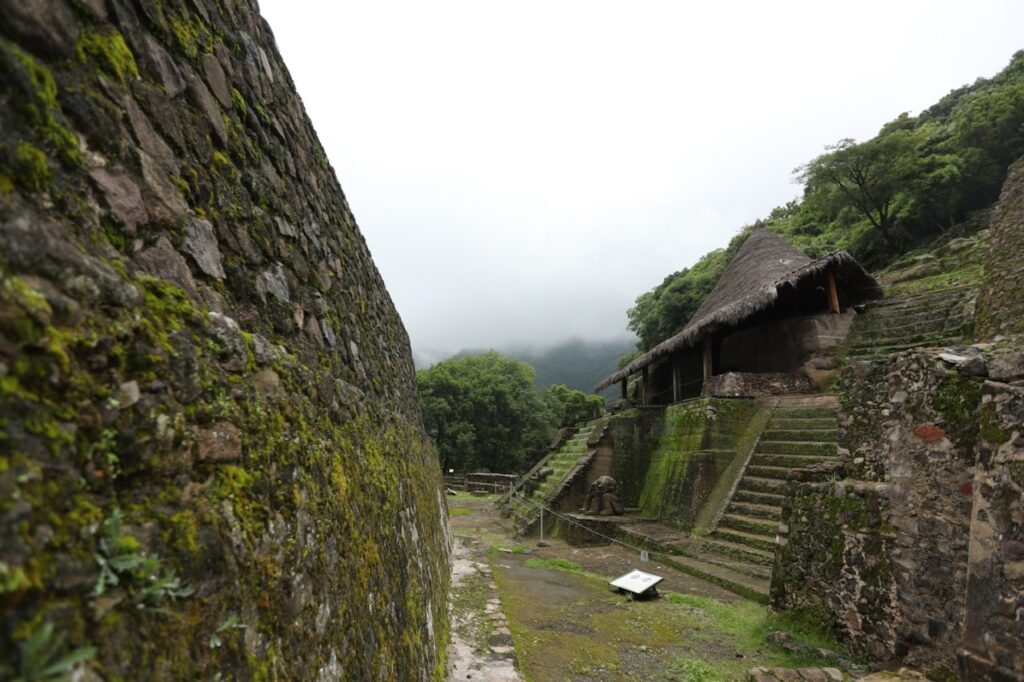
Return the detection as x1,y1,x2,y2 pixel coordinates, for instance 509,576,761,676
509,488,656,557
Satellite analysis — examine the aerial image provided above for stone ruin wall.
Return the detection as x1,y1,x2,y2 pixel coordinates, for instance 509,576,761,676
773,158,1024,680
976,156,1024,339
0,0,449,679
774,351,980,676
961,379,1024,679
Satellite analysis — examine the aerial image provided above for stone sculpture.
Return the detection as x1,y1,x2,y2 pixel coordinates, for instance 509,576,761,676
581,475,625,516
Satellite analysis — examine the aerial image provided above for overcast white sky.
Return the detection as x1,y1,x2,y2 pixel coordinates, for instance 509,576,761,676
259,0,1024,360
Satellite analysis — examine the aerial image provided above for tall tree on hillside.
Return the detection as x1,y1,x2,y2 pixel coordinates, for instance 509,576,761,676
796,131,920,249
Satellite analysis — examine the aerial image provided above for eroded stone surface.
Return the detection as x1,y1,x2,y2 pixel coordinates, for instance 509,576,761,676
182,217,225,279
192,421,242,462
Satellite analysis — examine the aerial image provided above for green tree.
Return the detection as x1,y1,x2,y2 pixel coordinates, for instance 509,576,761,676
541,384,605,428
417,352,557,474
795,131,922,249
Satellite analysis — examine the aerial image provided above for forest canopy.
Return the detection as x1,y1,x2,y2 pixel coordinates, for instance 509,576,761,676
627,50,1024,353
417,352,604,473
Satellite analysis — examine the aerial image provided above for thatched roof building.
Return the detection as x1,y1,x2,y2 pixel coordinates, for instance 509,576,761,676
597,226,880,394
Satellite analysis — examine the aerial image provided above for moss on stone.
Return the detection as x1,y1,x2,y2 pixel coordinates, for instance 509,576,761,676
169,13,218,61
979,402,1009,444
76,30,139,84
1,42,81,167
1009,461,1024,486
230,88,247,115
933,373,983,451
165,510,200,555
12,141,51,191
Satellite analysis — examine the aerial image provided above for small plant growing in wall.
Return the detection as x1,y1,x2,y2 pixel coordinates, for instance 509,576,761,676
13,622,95,681
93,508,194,611
85,428,119,481
208,613,246,649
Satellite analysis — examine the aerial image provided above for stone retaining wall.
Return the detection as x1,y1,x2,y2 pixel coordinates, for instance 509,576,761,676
976,156,1024,339
777,345,1024,679
0,1,449,678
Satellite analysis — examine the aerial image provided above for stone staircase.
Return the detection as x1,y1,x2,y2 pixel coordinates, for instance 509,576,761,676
507,420,604,534
845,284,976,359
673,398,839,601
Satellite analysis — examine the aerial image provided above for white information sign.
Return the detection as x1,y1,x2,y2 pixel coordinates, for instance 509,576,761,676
609,569,664,596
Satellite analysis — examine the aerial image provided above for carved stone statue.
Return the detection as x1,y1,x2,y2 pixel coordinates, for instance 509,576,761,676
580,475,624,516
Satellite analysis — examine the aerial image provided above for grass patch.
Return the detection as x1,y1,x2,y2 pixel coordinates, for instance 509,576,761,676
495,560,851,682
448,506,472,516
524,557,582,572
487,543,531,555
668,656,717,681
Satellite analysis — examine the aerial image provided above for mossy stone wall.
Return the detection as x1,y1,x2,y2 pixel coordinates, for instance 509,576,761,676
960,380,1024,679
0,1,449,679
771,480,898,660
606,408,664,507
783,350,985,677
606,399,761,531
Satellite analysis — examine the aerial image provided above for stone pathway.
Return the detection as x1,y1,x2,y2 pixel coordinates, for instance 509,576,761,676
446,534,522,681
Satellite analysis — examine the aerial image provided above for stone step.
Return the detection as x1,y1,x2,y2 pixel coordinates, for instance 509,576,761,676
749,453,833,469
854,311,970,334
718,513,778,536
698,536,776,566
656,553,769,603
700,554,773,581
726,501,781,522
737,476,787,494
710,527,777,553
847,337,964,357
760,429,837,442
768,407,836,419
732,489,786,507
745,465,792,480
755,441,837,457
869,285,974,309
860,303,966,323
768,418,837,431
848,330,967,350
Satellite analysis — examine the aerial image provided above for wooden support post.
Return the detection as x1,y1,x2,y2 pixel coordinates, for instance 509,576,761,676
827,269,841,314
620,378,627,402
702,339,713,380
641,366,648,406
671,356,680,403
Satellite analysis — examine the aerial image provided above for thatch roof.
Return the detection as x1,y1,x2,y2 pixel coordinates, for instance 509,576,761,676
596,227,881,391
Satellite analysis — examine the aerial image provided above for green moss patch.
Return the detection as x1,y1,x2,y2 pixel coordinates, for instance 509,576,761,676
0,41,81,168
76,29,139,83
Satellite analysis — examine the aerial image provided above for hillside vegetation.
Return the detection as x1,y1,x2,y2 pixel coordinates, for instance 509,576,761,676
629,50,1024,353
